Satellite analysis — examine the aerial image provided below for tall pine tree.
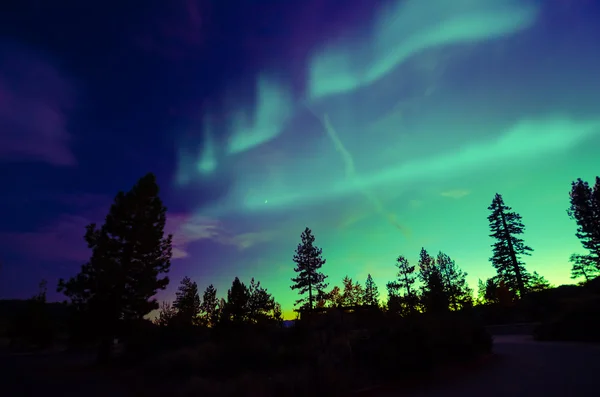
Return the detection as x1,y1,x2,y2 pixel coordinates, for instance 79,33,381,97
58,173,172,363
200,284,219,327
223,277,249,323
567,177,600,280
363,274,380,307
436,251,472,310
418,248,448,313
173,276,201,326
387,255,418,315
247,278,276,324
488,193,532,298
290,227,328,311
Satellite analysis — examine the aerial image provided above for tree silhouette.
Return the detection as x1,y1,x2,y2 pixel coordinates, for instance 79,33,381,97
567,177,600,277
363,274,380,307
488,193,532,298
272,302,284,327
223,277,249,323
326,285,343,308
155,301,176,327
436,251,472,310
173,276,201,327
247,278,276,324
340,276,362,307
57,173,173,363
527,271,552,292
200,284,219,327
387,255,418,315
417,248,448,313
290,227,328,311
569,253,599,282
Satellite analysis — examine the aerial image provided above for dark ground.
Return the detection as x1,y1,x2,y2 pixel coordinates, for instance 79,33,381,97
379,334,600,397
0,347,127,397
2,329,600,397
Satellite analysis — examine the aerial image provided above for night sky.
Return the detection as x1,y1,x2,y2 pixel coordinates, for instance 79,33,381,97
1,0,599,318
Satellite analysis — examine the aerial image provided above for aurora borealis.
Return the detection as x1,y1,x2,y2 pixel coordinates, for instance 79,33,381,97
1,0,599,318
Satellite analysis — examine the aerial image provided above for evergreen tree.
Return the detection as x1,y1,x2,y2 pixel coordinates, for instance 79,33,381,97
477,278,494,304
418,248,449,313
363,274,380,307
387,255,418,315
417,248,436,286
223,277,249,323
340,276,362,307
290,227,328,311
487,193,532,298
567,177,600,276
476,279,488,304
436,251,472,310
173,276,201,326
200,284,219,327
422,267,449,314
247,278,276,324
353,280,364,306
57,173,173,363
569,253,599,282
326,285,343,308
272,302,284,327
527,271,552,292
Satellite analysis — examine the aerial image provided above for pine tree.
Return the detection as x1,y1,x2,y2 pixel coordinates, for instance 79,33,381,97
223,277,249,323
569,253,599,282
417,248,448,313
200,284,219,327
341,276,362,307
436,251,472,310
173,276,201,326
57,173,173,363
488,193,532,298
477,278,499,304
417,248,436,286
290,227,328,311
363,274,380,307
527,271,552,292
247,278,275,324
326,285,343,307
353,280,364,306
387,255,418,315
567,177,600,277
272,302,284,327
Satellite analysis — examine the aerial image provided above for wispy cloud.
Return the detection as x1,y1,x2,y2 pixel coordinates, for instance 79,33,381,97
1,192,274,264
440,189,471,199
167,213,275,258
0,44,76,166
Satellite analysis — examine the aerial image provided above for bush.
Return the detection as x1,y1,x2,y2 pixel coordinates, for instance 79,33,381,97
127,312,492,397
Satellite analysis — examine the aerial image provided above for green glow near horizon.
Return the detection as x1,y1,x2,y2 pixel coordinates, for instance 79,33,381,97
170,0,600,319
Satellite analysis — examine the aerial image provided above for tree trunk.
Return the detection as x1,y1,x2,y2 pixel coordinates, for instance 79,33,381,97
500,209,526,298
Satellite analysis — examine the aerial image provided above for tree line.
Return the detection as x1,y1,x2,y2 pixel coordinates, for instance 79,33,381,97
51,173,599,361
